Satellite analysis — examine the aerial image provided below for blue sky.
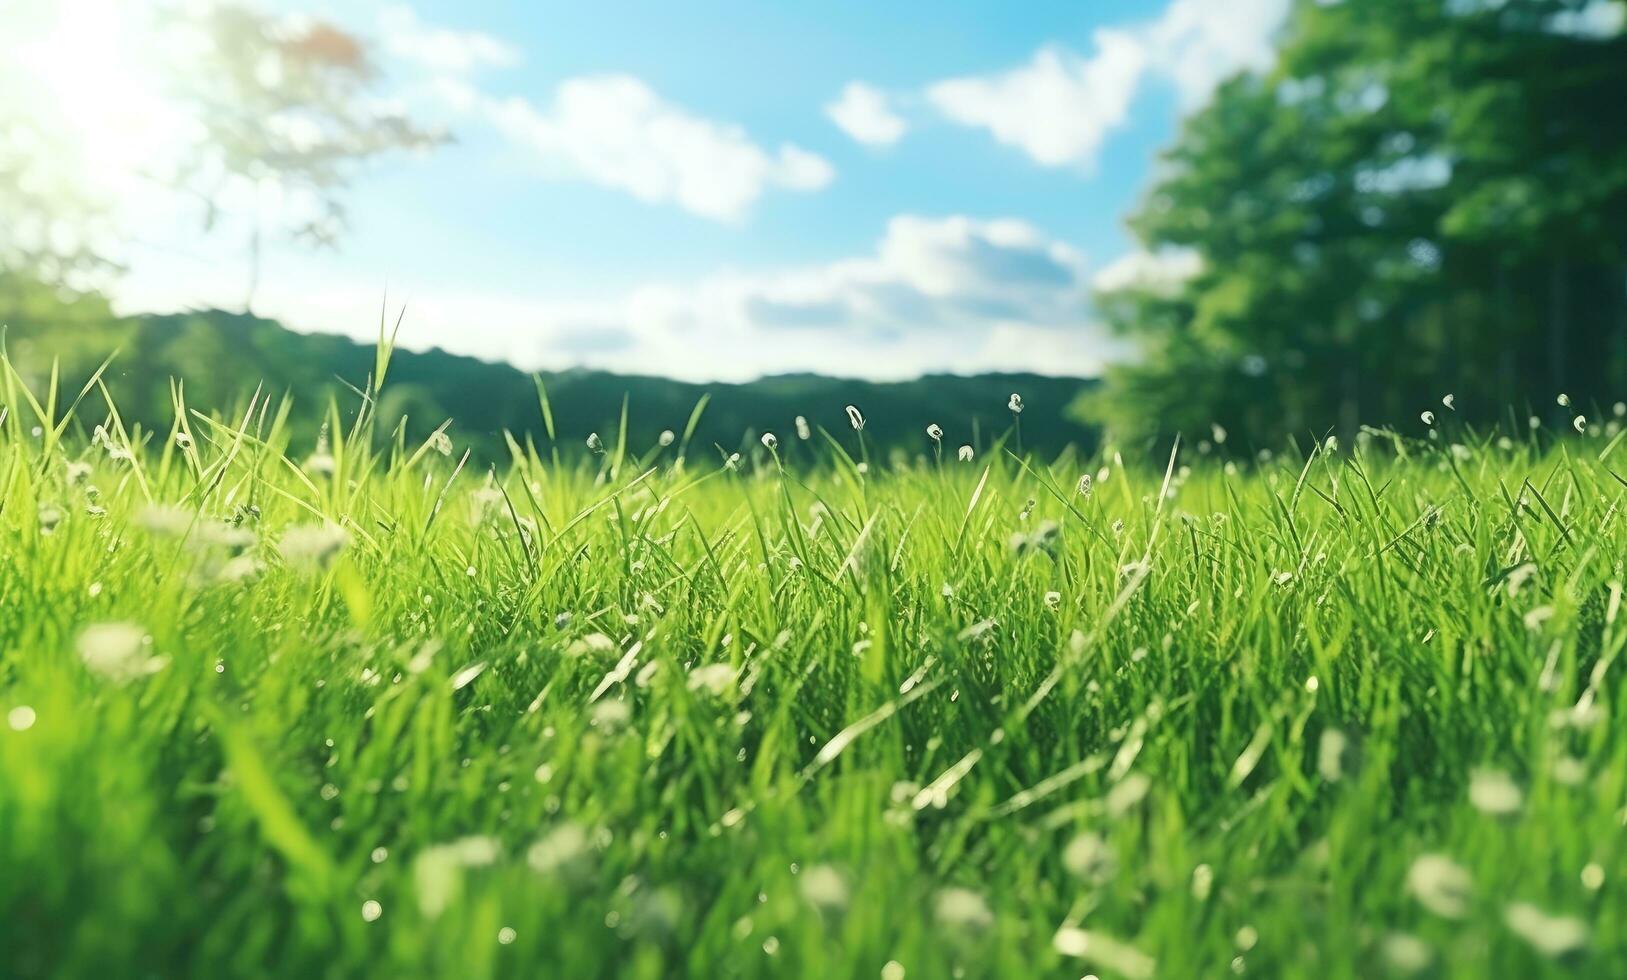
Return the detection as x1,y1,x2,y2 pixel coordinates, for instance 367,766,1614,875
56,0,1290,379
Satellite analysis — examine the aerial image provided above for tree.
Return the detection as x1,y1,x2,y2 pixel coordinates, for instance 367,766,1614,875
172,4,447,310
1090,0,1627,449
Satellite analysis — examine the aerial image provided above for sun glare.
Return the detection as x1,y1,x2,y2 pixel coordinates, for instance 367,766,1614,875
7,0,193,202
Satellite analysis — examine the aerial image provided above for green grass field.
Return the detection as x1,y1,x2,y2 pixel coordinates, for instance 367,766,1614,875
3,355,1625,978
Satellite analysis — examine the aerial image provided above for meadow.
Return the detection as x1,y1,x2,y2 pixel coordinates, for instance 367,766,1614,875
2,352,1625,978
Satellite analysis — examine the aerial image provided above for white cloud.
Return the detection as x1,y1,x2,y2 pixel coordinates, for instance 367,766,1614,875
450,74,833,222
377,5,518,74
825,82,907,146
1091,248,1202,294
1146,0,1291,108
925,0,1289,168
239,215,1117,381
927,35,1146,169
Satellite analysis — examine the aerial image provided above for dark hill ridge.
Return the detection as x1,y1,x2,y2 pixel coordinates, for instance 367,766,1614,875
3,276,1100,460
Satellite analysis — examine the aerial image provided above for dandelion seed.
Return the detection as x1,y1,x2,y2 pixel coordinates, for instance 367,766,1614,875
1382,933,1432,974
7,705,36,731
1077,473,1093,497
77,622,167,684
933,887,992,929
926,423,943,442
566,633,615,656
1407,853,1472,918
1420,411,1435,425
1504,902,1587,957
1063,832,1116,881
526,823,588,873
1318,728,1349,782
761,432,778,452
1191,863,1214,901
1052,926,1156,979
799,864,849,910
658,429,676,447
687,663,735,697
795,415,811,440
586,432,604,453
1007,393,1023,414
1106,773,1150,817
279,523,349,570
1581,863,1604,890
958,445,974,462
1469,768,1522,815
845,405,865,431
1573,415,1586,433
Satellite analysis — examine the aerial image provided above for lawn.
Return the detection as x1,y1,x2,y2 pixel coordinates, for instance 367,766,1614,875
2,360,1623,977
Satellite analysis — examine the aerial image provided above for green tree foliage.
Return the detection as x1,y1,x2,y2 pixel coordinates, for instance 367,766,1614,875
1089,0,1627,448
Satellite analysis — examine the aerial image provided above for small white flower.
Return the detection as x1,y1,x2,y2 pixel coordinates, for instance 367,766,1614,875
1442,393,1455,410
725,452,741,471
958,445,974,462
1211,423,1227,444
429,431,453,456
1573,415,1586,434
1615,401,1626,418
1076,473,1093,497
761,432,778,451
795,415,811,440
1557,393,1571,407
845,405,865,431
585,432,604,453
658,429,676,447
1007,393,1023,414
1420,411,1436,426
926,423,942,442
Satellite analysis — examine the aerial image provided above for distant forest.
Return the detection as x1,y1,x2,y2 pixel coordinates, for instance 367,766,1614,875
1,274,1099,463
